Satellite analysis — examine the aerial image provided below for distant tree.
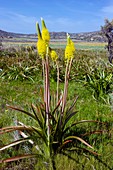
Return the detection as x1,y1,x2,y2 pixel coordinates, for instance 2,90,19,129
101,19,113,63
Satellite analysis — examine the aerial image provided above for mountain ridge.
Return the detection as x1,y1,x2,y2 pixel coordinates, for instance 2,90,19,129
0,29,106,42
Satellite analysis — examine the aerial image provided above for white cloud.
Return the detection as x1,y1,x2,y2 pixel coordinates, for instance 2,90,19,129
100,4,113,22
102,5,113,13
10,13,36,24
43,16,96,33
1,9,37,24
44,17,81,32
0,8,37,33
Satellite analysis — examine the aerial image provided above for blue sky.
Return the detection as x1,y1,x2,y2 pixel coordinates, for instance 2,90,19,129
0,0,113,33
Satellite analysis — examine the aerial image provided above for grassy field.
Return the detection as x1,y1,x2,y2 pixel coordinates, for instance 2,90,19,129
2,40,107,50
0,44,113,170
50,41,107,50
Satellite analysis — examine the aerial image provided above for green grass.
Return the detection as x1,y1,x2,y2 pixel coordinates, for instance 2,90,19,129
1,80,113,169
0,47,113,170
46,41,106,50
2,41,107,50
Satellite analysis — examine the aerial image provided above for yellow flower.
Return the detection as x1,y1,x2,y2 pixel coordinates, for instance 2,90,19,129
50,49,58,61
37,39,47,58
65,34,75,61
41,18,50,44
70,40,75,52
36,22,47,58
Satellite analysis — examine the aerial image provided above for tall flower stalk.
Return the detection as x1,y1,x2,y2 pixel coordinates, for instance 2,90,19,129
45,46,50,148
50,48,59,104
62,33,75,114
56,60,59,104
36,22,46,102
36,19,50,148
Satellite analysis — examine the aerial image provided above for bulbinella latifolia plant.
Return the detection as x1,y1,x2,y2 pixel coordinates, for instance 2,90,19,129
0,18,108,170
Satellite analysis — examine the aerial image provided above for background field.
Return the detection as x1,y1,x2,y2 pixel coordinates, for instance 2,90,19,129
0,42,113,170
2,40,107,51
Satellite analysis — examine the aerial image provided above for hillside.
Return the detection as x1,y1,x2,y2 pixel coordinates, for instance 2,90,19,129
0,29,107,42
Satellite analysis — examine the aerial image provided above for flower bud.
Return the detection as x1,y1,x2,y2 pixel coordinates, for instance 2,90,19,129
36,22,46,58
41,18,50,44
36,22,42,39
50,49,58,61
65,33,75,61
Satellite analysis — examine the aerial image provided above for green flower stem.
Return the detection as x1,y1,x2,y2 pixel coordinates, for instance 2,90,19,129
56,60,59,104
67,57,73,79
62,60,69,114
45,46,50,147
42,59,46,103
62,58,73,114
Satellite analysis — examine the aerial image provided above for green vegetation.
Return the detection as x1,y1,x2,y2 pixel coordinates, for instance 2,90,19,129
2,41,107,50
0,43,113,169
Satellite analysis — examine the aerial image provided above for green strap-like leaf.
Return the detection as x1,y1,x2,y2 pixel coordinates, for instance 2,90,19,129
62,111,78,131
52,97,62,116
0,126,33,134
7,105,36,120
63,120,104,135
31,104,44,129
0,154,38,163
57,139,73,152
32,126,47,145
81,130,108,137
65,136,93,149
52,113,63,141
66,96,78,115
0,138,29,151
68,146,99,156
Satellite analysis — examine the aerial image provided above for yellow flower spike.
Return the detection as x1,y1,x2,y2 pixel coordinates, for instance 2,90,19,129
65,33,75,61
50,49,58,62
41,17,50,44
37,40,47,58
70,40,76,54
36,22,47,58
